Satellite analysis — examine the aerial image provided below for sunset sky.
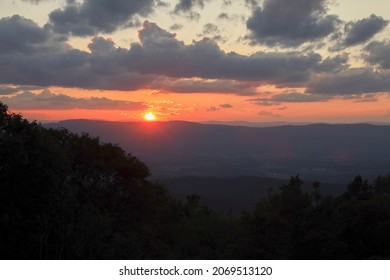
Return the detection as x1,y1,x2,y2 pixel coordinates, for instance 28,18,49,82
1,0,390,123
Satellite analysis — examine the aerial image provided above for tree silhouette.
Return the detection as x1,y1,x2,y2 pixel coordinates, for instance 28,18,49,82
2,100,390,260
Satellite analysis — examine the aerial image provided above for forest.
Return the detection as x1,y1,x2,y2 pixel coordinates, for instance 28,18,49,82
1,101,390,260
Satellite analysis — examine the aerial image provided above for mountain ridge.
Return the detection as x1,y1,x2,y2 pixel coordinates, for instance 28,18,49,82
44,119,390,183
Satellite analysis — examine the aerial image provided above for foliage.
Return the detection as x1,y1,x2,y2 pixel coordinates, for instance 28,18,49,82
2,101,390,259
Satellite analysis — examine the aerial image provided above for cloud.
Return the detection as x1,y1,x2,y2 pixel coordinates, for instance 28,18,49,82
306,68,390,95
87,36,116,53
245,0,258,9
271,92,330,102
0,90,147,110
249,92,330,105
258,111,281,118
219,104,233,108
156,0,170,8
222,0,232,6
150,78,260,95
364,41,390,69
246,0,340,47
172,0,207,20
0,85,44,95
202,23,219,35
206,106,219,112
205,103,233,112
169,23,183,31
217,13,230,20
0,19,324,93
133,21,321,83
343,15,388,47
200,23,226,42
314,54,349,73
21,0,49,3
0,15,67,54
48,0,154,36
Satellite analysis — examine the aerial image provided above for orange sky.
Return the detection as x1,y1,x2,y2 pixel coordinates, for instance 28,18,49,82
1,0,390,124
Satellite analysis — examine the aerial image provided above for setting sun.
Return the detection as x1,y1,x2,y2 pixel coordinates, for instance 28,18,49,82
144,112,156,121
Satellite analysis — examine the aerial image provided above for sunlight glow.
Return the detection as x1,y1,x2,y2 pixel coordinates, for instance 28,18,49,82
144,112,156,121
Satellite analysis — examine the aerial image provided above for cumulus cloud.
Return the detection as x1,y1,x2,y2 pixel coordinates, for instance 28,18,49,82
314,54,349,73
0,18,328,94
343,15,388,47
306,68,390,95
0,15,67,54
364,41,390,69
246,0,340,47
0,90,147,110
133,21,321,83
48,0,154,36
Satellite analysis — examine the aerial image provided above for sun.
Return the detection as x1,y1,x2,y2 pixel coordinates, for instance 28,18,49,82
144,112,156,121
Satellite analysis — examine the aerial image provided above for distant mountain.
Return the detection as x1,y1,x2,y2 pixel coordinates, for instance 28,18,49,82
45,120,390,183
203,120,311,127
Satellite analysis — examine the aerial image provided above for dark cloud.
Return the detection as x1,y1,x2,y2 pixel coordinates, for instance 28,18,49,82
306,68,390,95
352,94,378,103
365,41,390,69
156,0,170,7
249,92,330,105
246,0,340,47
169,23,183,31
126,19,142,28
172,0,207,20
0,85,44,95
217,13,230,20
0,19,323,93
0,15,67,54
150,78,259,95
133,21,321,83
200,23,226,42
174,0,205,13
206,103,233,112
314,54,349,73
0,89,147,110
202,23,219,35
0,87,18,96
87,36,116,53
245,0,258,9
343,15,388,47
271,92,330,102
48,0,154,36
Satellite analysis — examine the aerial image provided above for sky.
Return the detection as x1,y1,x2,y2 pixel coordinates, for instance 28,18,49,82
1,0,390,123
